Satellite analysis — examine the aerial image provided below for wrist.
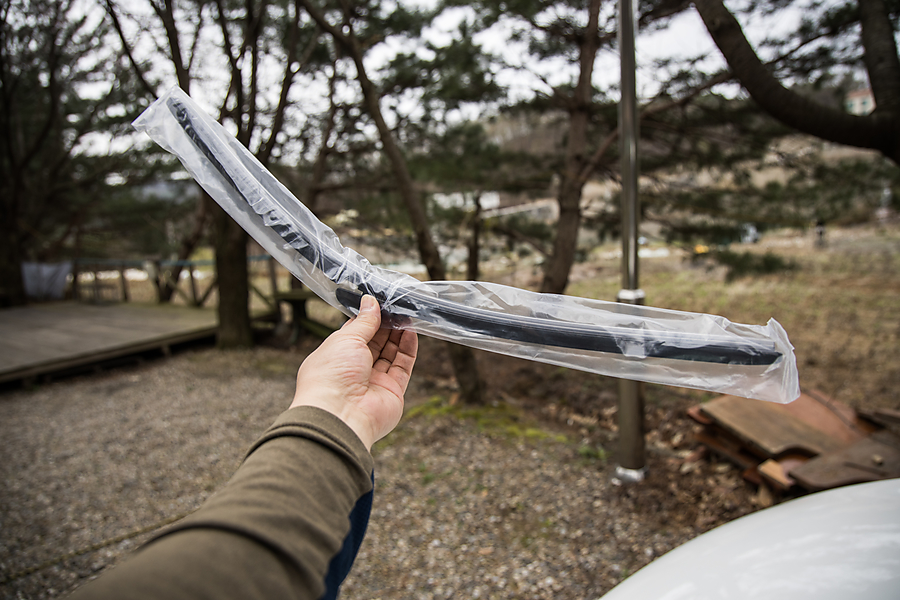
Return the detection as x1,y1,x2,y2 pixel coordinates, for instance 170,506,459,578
290,396,375,451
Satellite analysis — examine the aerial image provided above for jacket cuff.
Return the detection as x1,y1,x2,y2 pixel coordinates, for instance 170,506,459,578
247,406,374,475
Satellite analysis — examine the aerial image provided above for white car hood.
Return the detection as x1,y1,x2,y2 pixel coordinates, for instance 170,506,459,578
601,479,900,600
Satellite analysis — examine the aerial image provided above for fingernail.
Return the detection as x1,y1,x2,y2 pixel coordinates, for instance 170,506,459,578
360,294,377,313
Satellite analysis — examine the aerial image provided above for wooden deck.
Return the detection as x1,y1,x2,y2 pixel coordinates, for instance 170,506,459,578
0,302,226,384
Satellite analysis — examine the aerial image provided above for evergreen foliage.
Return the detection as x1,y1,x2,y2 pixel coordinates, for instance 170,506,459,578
0,0,159,305
4,0,897,316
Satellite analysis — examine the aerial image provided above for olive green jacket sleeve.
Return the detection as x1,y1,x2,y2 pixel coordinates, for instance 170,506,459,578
69,406,375,600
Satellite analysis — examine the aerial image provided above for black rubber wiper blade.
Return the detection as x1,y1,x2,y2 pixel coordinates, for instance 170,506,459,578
166,95,780,367
134,87,801,403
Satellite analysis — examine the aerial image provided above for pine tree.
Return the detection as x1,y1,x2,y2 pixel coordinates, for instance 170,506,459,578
0,0,156,306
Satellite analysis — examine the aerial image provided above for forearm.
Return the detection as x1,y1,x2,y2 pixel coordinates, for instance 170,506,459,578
69,406,375,600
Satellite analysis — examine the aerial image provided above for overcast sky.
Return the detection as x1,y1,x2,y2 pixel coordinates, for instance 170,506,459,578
117,0,811,159
408,0,808,106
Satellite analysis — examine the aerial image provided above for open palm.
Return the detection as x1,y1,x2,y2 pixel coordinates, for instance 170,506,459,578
291,295,418,450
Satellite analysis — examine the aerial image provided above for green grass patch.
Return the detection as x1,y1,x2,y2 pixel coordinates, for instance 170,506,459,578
577,442,610,464
404,395,567,443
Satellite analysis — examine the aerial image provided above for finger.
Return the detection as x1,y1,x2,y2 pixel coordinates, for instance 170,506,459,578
396,328,418,362
372,327,411,372
373,329,403,366
342,295,381,342
368,327,392,363
386,330,417,392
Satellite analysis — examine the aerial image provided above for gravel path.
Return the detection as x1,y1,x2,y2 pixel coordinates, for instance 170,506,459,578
1,342,757,599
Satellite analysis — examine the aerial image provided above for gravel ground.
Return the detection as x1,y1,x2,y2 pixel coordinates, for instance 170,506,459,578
4,224,896,599
0,336,760,600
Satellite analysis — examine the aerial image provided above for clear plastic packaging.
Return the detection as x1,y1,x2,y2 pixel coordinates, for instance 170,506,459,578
133,87,800,403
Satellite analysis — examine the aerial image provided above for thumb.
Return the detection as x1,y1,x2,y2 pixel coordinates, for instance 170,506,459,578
343,294,381,341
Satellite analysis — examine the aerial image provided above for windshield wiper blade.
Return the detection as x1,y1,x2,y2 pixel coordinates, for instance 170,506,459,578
166,95,781,367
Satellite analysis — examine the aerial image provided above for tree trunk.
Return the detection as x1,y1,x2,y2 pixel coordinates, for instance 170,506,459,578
352,60,485,403
298,1,485,403
540,0,602,294
446,343,484,404
466,193,482,281
213,204,253,347
352,59,446,280
457,195,486,403
354,60,487,402
858,0,900,114
306,64,339,214
159,189,210,303
541,185,584,293
0,222,26,307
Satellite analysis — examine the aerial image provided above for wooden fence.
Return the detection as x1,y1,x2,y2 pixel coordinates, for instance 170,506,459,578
72,255,280,310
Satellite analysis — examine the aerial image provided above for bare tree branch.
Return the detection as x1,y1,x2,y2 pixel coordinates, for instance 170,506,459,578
693,0,900,163
153,0,191,91
258,0,316,164
104,0,157,98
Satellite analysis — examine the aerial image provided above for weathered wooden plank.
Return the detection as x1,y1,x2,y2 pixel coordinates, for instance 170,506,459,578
699,393,857,458
790,430,900,491
0,302,220,383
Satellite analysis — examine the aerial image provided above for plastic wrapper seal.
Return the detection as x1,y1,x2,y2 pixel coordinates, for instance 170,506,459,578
133,87,800,404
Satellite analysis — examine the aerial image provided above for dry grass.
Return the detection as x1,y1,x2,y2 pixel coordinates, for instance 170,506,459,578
567,224,900,412
2,223,896,599
91,223,899,412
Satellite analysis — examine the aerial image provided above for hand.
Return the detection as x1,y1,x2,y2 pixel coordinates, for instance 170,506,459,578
290,295,418,451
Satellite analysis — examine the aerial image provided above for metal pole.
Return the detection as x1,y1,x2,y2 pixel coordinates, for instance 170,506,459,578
615,0,646,482
618,0,639,295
